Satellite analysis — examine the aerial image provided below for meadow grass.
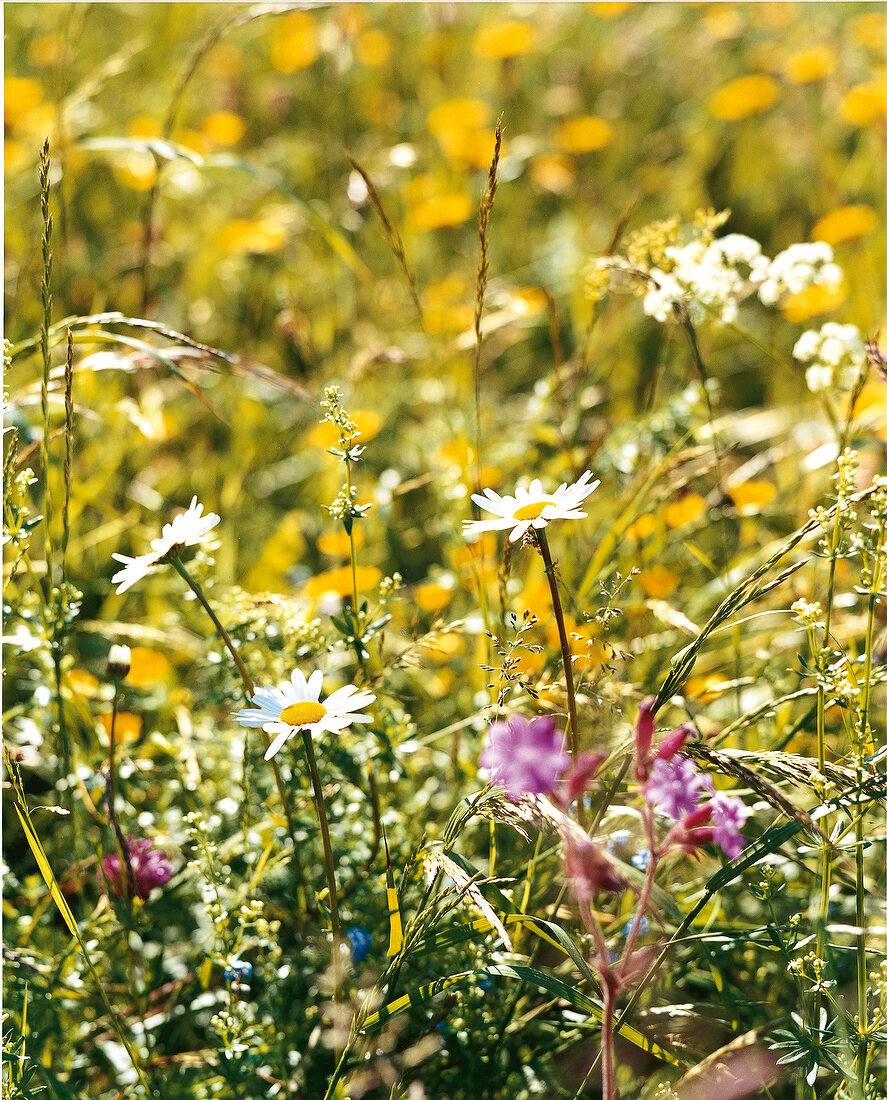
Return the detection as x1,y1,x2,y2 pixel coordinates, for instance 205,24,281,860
3,5,886,1099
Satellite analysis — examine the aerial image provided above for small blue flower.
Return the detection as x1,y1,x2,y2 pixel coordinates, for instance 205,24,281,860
631,849,651,871
347,927,372,962
478,977,493,991
623,916,649,937
223,960,253,981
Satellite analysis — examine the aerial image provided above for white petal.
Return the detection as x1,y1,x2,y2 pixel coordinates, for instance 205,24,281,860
264,727,293,760
306,669,323,699
290,668,309,696
509,522,531,542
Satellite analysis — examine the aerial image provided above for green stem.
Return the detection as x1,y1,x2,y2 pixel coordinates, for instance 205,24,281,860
167,555,304,898
300,730,340,943
105,679,136,901
535,528,585,827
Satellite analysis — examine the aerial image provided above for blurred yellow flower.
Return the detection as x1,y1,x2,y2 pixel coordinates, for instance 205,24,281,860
271,10,319,73
408,192,473,230
663,493,707,528
638,564,679,598
839,78,887,126
28,35,65,67
100,710,143,745
471,20,535,60
127,115,162,139
509,287,547,317
428,99,491,134
317,528,365,557
422,632,465,662
851,13,887,50
760,3,796,28
176,129,212,157
68,669,99,697
780,280,847,322
625,513,657,541
4,77,43,128
709,74,780,120
304,565,382,599
113,150,158,191
308,409,382,449
530,154,575,194
685,673,727,702
338,4,369,36
414,581,454,613
247,512,306,592
703,6,743,40
812,205,878,245
202,110,245,145
218,218,287,254
784,47,837,84
728,480,777,514
127,647,172,686
554,116,612,154
5,140,29,174
588,3,632,17
356,29,391,66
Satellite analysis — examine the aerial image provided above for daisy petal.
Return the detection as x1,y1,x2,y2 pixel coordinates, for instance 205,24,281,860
264,727,293,760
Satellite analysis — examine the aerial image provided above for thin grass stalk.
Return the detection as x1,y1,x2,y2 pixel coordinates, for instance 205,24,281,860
139,15,234,310
7,755,152,1097
535,527,585,827
299,729,341,942
39,137,54,588
166,555,303,886
472,117,502,492
105,679,137,901
62,330,73,585
346,152,424,328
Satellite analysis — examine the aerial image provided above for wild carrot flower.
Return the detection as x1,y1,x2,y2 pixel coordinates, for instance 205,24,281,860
101,837,172,900
463,471,599,543
479,714,569,801
233,668,375,760
111,496,220,593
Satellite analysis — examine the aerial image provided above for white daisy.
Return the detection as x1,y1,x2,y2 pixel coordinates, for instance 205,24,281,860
232,669,376,760
463,470,599,543
111,496,220,594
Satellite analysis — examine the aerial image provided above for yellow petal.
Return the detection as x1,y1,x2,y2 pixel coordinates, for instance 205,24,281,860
554,116,612,154
709,75,779,120
471,21,535,60
811,205,878,245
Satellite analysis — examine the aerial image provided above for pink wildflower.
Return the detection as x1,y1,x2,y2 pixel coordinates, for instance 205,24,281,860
479,714,569,801
102,838,172,900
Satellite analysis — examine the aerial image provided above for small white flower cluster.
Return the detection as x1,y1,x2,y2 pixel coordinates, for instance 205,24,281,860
756,241,843,307
792,322,866,394
643,234,769,324
642,236,844,325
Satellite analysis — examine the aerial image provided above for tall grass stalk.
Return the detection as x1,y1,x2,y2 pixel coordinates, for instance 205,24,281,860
39,137,54,588
472,117,502,493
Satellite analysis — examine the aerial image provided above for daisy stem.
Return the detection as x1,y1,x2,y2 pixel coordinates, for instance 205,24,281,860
535,528,585,828
300,729,341,943
167,555,304,892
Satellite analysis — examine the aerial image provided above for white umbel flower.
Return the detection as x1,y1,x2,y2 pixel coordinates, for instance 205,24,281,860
233,669,376,760
111,496,220,594
463,470,599,543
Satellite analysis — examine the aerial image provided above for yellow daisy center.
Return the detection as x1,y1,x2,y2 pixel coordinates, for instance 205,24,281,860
279,701,328,726
513,500,555,522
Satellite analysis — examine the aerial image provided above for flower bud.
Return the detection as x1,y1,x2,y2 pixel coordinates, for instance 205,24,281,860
633,698,656,781
655,724,692,762
106,644,131,681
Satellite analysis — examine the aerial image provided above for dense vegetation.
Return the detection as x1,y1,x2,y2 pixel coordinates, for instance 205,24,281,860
4,4,886,1099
